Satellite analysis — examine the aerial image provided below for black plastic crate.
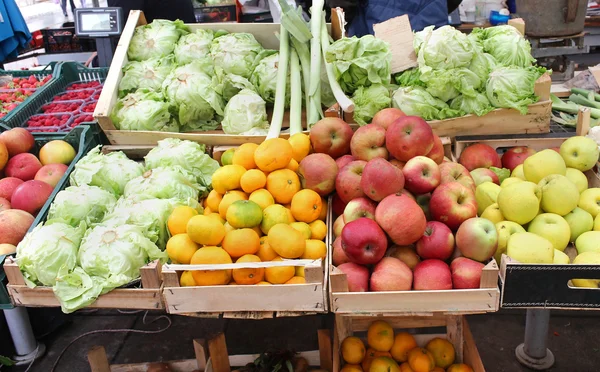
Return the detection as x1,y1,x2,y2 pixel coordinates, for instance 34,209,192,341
42,27,96,54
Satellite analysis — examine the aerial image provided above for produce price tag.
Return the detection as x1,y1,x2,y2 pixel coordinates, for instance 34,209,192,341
373,15,417,74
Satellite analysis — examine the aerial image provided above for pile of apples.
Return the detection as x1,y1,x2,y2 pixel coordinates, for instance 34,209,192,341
305,109,493,293
0,128,76,254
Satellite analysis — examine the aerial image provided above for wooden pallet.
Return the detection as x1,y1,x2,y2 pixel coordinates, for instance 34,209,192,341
333,314,484,372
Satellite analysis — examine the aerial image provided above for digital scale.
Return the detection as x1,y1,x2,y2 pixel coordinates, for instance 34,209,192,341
74,7,124,67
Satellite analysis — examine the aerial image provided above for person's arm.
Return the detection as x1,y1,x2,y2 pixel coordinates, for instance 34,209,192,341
326,0,359,25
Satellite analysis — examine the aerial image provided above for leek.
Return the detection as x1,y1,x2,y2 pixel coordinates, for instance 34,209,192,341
571,87,600,101
278,0,312,43
569,93,600,110
268,25,290,139
320,19,354,113
291,36,311,116
551,94,600,119
308,0,325,127
289,49,303,135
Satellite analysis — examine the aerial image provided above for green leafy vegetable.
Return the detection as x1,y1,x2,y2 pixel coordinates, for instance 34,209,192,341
413,26,434,55
217,72,255,102
352,84,391,126
222,89,270,135
53,266,104,314
486,66,545,114
472,25,535,68
174,29,215,65
123,166,203,202
210,33,264,78
469,52,497,83
394,68,425,87
119,56,175,95
251,52,290,105
417,25,475,72
47,185,117,227
128,20,189,61
450,93,494,116
111,89,178,132
392,86,462,121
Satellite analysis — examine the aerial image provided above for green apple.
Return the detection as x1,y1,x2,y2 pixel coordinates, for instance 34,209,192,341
560,136,600,172
565,168,588,193
497,181,541,225
495,221,526,263
523,149,566,184
507,232,554,263
575,231,600,254
501,177,524,188
538,174,579,216
564,207,594,242
511,164,526,180
595,214,600,231
553,249,570,264
481,203,504,224
527,213,571,251
579,188,600,218
475,182,501,216
572,252,600,288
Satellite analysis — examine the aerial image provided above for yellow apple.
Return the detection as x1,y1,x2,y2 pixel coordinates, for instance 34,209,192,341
501,177,523,188
572,251,600,288
507,232,554,263
475,182,501,216
523,149,566,184
0,243,16,255
495,221,526,264
497,181,541,225
538,174,579,216
511,164,526,180
481,203,504,224
575,231,600,254
527,213,571,251
553,249,570,264
560,136,600,172
595,214,600,231
39,140,76,165
564,207,594,242
579,188,600,218
565,168,588,193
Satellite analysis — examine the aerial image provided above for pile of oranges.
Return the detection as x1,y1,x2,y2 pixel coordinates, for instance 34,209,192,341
165,133,329,287
340,320,474,372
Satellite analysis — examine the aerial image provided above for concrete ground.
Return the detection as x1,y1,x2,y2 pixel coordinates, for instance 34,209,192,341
2,309,599,371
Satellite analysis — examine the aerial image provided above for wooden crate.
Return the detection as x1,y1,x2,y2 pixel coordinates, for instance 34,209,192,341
4,258,164,310
341,73,552,137
333,314,485,372
94,10,338,146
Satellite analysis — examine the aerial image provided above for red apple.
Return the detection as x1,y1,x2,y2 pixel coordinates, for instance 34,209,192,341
470,168,499,186
402,156,441,195
375,193,427,245
501,146,536,171
333,215,346,237
335,160,367,203
34,163,68,188
550,147,560,153
426,135,445,164
458,143,501,171
336,155,355,170
344,197,377,223
385,116,435,161
0,127,35,156
439,162,476,191
0,209,34,245
370,257,413,291
298,153,339,196
451,257,484,289
5,153,42,181
332,193,347,217
387,245,421,270
341,217,388,265
309,117,353,158
332,236,350,266
389,158,405,170
0,197,10,212
337,263,370,292
416,194,431,220
372,108,406,129
360,158,405,202
401,189,416,201
0,177,24,201
413,259,453,290
430,182,477,231
11,180,54,215
350,124,388,161
415,221,455,260
455,217,498,262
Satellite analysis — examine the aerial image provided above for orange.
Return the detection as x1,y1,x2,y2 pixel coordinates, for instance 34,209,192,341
286,158,299,172
249,189,275,210
285,276,306,284
319,197,328,221
226,200,263,228
308,219,327,240
431,368,445,372
206,213,225,225
288,133,311,162
362,349,392,372
203,207,213,216
341,336,366,364
166,234,199,264
212,165,246,194
250,225,263,237
367,320,394,352
179,271,196,287
187,215,226,246
222,228,260,258
220,148,235,166
340,365,363,372
257,236,278,261
264,257,295,284
233,254,264,285
256,281,272,285
240,169,267,193
268,223,305,259
425,337,455,368
390,332,418,363
167,206,199,236
190,246,232,286
370,357,400,372
205,190,223,212
224,222,235,234
291,189,322,223
260,204,294,234
232,143,259,170
290,222,312,240
254,138,293,172
446,364,474,372
407,348,435,372
266,169,301,204
302,239,327,260
218,190,248,219
400,362,415,372
295,266,305,277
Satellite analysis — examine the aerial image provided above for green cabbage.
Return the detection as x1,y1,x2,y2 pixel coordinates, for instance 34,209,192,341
111,89,178,132
417,25,475,72
394,68,425,88
414,26,434,55
251,52,290,104
128,19,189,61
450,93,494,117
221,89,269,135
421,68,483,101
392,86,462,121
119,56,175,95
53,266,104,314
162,61,225,132
123,166,203,202
320,68,336,107
16,222,86,287
486,66,545,114
210,33,264,78
144,138,219,187
174,29,215,65
47,185,117,227
469,52,497,82
70,146,144,197
217,72,254,102
325,35,392,94
473,25,535,68
352,84,391,126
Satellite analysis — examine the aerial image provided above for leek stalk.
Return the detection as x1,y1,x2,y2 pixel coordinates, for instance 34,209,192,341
320,19,354,113
278,0,312,43
308,0,325,127
268,25,290,139
289,49,303,135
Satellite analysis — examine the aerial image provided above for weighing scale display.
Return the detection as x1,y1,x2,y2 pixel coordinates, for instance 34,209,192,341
80,13,112,32
75,7,123,37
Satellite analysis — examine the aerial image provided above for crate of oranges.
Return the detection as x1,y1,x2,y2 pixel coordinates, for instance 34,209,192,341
161,135,331,315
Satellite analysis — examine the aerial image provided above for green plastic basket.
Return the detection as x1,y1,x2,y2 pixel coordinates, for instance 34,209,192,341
0,124,102,309
0,62,109,134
